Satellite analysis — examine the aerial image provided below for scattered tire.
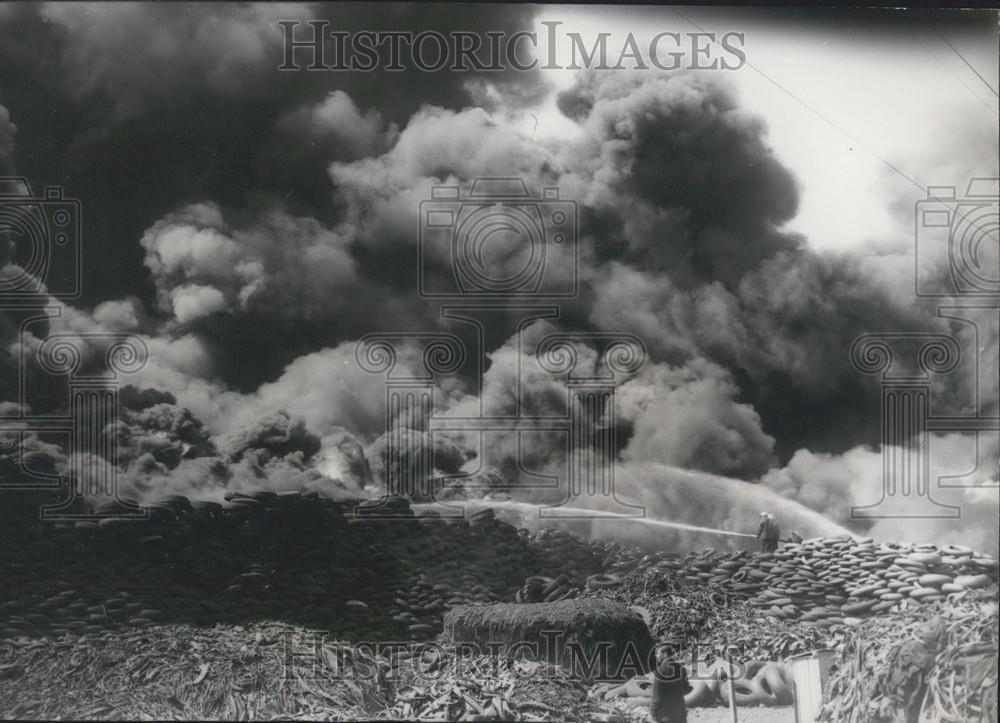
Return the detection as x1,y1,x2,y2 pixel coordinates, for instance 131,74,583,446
758,663,793,705
718,678,760,707
684,678,716,707
625,675,654,698
586,573,622,590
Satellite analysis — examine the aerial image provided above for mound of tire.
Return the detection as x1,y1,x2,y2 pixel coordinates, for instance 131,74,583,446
3,492,996,645
739,538,998,625
0,493,541,642
511,530,685,605
660,537,998,627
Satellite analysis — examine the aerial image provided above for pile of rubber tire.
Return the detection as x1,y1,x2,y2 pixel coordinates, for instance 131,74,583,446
0,492,538,641
1,589,161,637
512,531,688,604
734,537,998,626
504,532,998,629
598,542,683,578
832,541,994,621
515,574,582,603
524,529,612,579
5,494,998,644
600,660,794,708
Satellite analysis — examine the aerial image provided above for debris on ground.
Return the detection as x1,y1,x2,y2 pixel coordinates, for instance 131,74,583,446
818,595,998,723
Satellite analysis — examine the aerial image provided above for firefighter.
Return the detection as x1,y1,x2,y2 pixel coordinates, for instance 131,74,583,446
756,512,781,553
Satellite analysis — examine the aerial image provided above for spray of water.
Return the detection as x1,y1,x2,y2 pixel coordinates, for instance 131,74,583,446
415,499,757,539
415,462,854,551
623,462,855,538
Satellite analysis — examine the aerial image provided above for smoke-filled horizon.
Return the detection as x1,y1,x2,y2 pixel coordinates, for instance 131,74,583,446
1,3,998,554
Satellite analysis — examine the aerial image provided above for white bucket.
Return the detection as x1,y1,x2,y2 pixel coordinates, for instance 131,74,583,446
788,649,836,723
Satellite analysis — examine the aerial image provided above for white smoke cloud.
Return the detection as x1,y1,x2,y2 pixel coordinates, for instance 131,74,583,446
141,203,362,327
169,284,227,325
618,358,776,477
275,90,398,161
482,461,853,553
762,434,1000,555
221,341,446,441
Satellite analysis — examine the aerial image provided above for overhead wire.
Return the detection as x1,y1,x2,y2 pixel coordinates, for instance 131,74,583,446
935,29,1000,99
669,7,927,195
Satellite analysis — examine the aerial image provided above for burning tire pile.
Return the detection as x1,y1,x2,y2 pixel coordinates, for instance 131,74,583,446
0,494,545,643
1,495,683,645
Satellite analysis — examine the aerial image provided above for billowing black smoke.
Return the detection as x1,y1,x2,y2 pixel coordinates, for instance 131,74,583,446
1,5,996,550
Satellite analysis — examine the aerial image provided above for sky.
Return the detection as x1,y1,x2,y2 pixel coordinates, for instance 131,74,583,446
0,3,998,552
